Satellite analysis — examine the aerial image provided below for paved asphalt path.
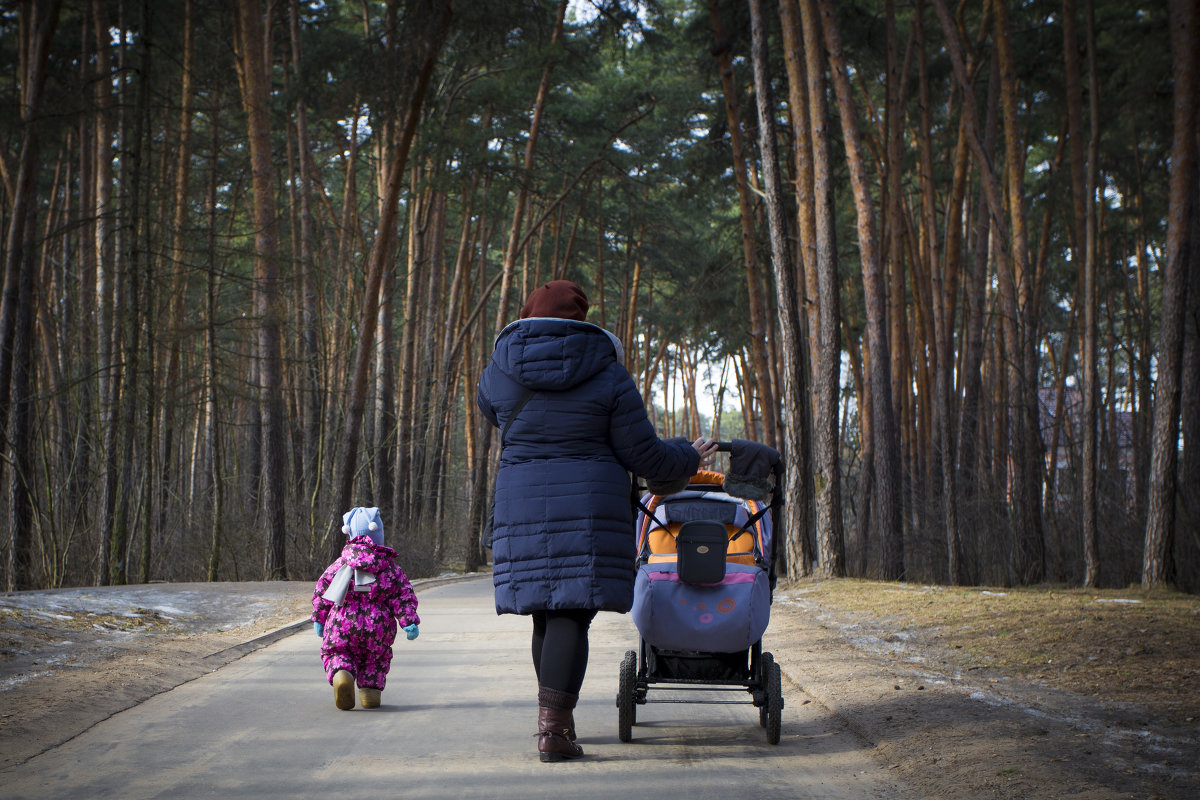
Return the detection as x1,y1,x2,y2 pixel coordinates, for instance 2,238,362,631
3,577,911,799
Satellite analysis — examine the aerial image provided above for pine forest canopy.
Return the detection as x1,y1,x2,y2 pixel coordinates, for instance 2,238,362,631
0,0,1196,596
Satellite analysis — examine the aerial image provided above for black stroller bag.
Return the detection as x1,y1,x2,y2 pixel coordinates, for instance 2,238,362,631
676,520,728,584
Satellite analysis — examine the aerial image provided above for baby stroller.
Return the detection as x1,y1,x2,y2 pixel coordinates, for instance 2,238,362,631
617,439,785,744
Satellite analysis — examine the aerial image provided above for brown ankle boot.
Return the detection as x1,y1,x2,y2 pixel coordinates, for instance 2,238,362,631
537,686,584,762
537,705,584,762
539,685,577,740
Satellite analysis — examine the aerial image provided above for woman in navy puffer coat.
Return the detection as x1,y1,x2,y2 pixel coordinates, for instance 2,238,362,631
478,280,715,762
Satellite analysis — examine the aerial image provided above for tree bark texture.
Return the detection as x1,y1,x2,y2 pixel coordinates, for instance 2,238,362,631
234,0,290,579
751,0,817,579
1144,0,1199,589
816,0,903,579
2,0,59,591
993,0,1046,585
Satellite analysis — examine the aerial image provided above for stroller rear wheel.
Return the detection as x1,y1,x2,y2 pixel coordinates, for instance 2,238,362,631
765,653,783,744
617,649,638,742
758,651,774,728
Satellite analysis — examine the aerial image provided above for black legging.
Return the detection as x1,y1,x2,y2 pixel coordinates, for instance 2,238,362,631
531,609,598,695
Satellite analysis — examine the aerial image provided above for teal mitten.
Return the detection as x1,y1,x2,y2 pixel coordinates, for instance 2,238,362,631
403,623,419,641
314,621,324,637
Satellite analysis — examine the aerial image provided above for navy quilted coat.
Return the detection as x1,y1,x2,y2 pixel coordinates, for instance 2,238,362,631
477,318,700,615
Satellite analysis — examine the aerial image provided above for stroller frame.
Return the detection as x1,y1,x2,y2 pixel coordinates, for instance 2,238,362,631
616,441,785,745
617,636,784,745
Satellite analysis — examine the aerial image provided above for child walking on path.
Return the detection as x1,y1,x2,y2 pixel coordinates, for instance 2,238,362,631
312,507,420,710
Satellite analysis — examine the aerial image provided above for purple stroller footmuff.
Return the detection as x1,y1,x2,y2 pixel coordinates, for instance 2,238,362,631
631,561,771,653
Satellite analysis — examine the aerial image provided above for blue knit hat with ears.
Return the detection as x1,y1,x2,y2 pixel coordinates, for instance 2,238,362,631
341,506,384,545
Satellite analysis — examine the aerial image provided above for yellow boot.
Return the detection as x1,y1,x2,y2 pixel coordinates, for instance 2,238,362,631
332,670,355,710
359,687,381,708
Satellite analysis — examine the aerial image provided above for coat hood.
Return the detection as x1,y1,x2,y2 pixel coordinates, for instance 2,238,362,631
492,318,625,392
339,535,396,574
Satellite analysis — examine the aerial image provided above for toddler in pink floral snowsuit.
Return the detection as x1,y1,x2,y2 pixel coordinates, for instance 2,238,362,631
312,507,420,710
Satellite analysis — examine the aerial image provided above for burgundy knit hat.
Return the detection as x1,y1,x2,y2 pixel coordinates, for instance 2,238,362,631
520,280,589,321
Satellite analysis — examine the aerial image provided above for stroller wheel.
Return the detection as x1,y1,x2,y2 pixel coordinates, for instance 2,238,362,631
758,652,774,728
617,649,638,742
765,653,783,745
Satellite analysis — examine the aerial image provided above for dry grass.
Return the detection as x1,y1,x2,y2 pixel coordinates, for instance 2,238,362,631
785,578,1200,726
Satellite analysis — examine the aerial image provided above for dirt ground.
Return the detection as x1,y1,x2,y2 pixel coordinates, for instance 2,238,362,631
770,579,1200,800
1,575,1197,799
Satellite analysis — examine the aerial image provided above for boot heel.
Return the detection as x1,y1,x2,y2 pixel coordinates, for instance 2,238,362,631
537,712,584,761
537,732,582,761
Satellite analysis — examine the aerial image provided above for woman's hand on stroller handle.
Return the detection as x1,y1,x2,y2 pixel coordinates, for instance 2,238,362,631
691,437,720,466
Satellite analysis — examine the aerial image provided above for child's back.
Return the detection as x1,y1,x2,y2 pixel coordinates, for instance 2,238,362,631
312,507,419,710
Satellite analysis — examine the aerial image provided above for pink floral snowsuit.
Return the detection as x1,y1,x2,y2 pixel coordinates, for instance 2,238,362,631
311,536,420,690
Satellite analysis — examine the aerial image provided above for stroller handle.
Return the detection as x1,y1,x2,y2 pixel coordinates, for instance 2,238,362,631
711,440,785,503
706,439,783,591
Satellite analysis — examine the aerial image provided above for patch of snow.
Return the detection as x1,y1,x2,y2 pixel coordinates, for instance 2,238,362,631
980,591,1007,597
917,675,951,687
1095,598,1142,605
1133,762,1194,780
1,670,53,690
1104,727,1183,752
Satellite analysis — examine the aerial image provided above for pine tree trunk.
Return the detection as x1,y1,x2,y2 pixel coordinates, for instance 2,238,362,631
994,0,1046,585
1144,0,1199,589
234,0,289,579
1132,137,1154,531
154,0,195,581
204,125,224,581
817,0,903,579
288,0,322,504
70,10,97,568
751,0,815,578
1064,0,1102,586
956,55,1001,521
1178,191,1200,591
113,0,153,586
90,0,118,586
883,0,913,559
795,0,844,579
1,0,59,590
914,0,962,583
